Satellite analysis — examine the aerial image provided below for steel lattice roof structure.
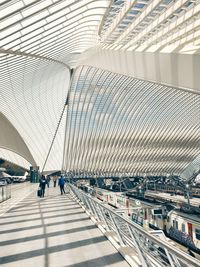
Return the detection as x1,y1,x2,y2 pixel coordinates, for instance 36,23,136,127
0,0,200,178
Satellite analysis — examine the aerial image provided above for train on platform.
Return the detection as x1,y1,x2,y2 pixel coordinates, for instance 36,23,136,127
166,210,200,251
80,185,200,252
147,184,200,198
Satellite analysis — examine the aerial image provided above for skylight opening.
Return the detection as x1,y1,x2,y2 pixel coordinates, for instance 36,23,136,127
70,0,89,11
23,0,37,4
44,16,65,30
21,34,43,48
45,9,68,22
48,1,69,13
1,13,23,29
21,27,44,42
22,0,52,17
20,40,42,52
21,10,49,27
1,24,22,39
1,32,21,46
135,3,145,9
21,20,46,35
67,14,82,24
0,1,24,18
3,40,21,50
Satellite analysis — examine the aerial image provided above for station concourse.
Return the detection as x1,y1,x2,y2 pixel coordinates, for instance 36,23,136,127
1,1,200,267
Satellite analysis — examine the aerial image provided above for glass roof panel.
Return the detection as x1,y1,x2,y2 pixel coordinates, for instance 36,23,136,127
1,32,21,46
46,8,69,22
70,0,90,11
44,17,65,30
21,10,49,27
1,24,21,39
48,1,70,13
23,0,37,4
1,13,23,29
20,27,44,42
21,20,46,34
3,40,21,50
0,1,24,18
22,0,52,17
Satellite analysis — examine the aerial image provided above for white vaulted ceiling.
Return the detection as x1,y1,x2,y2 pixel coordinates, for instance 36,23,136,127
63,66,200,177
0,0,200,177
0,0,109,171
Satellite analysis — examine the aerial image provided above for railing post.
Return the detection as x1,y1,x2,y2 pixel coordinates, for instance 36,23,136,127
108,211,124,246
84,196,95,215
98,205,110,230
127,224,149,267
165,250,180,267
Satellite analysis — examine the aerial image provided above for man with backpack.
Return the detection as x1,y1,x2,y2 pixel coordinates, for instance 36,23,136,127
58,175,65,195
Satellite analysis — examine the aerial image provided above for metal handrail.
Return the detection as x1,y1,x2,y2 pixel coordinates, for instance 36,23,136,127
68,183,200,267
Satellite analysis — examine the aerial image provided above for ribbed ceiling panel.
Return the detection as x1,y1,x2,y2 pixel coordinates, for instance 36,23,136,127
0,0,109,67
0,55,70,170
1,0,200,172
63,66,200,177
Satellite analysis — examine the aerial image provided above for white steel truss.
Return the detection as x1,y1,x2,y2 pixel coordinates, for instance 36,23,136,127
63,66,200,177
0,0,200,173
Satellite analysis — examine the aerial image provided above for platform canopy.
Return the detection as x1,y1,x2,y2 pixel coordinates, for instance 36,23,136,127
0,0,200,178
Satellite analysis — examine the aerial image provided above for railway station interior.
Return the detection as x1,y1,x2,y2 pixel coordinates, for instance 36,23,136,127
0,0,200,266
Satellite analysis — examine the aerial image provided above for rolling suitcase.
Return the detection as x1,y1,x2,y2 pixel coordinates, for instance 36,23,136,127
37,187,41,197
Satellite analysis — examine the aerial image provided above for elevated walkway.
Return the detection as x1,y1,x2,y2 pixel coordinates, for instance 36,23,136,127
0,184,129,267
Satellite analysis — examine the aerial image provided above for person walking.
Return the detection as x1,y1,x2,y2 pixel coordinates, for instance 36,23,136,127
53,176,57,187
39,174,47,197
58,175,65,195
46,176,51,188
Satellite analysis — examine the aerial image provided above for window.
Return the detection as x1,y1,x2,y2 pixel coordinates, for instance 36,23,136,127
176,221,178,229
195,229,200,240
181,223,185,233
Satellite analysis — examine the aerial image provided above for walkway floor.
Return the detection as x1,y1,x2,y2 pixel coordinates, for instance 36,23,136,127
0,185,130,267
0,183,38,216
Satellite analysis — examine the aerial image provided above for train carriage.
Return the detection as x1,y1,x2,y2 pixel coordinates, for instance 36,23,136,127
166,210,200,250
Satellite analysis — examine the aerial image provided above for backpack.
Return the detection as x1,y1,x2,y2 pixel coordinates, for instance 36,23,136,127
59,177,65,186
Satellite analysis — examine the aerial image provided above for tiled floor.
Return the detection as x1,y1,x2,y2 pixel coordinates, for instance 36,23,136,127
0,185,130,267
